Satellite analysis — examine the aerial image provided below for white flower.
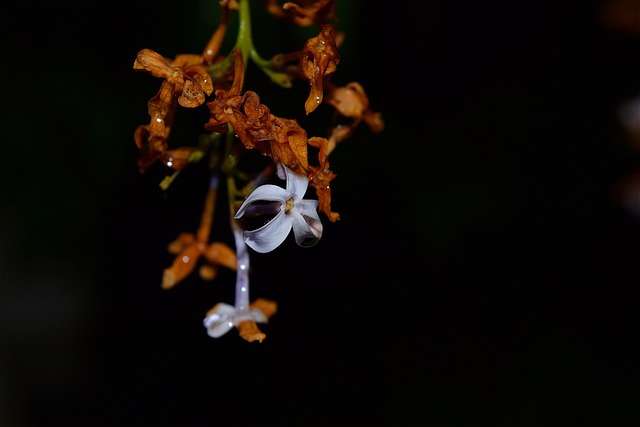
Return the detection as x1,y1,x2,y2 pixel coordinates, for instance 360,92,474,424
203,302,268,338
202,224,269,340
234,163,323,253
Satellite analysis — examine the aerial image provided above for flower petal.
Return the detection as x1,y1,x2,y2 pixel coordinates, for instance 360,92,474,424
242,211,293,253
234,184,288,219
290,211,322,248
203,303,236,338
296,199,320,219
284,164,309,201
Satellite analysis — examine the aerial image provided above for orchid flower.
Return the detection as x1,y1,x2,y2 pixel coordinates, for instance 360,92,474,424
234,163,323,253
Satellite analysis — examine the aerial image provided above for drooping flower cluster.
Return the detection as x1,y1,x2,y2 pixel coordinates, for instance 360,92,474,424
132,0,383,342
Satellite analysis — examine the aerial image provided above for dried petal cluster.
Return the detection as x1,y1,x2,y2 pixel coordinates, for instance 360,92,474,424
260,0,337,26
133,49,214,172
205,49,340,221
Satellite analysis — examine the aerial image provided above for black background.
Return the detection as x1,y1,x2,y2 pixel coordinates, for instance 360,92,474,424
1,1,639,426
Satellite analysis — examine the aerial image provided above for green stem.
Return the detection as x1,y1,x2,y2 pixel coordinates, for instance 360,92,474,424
235,0,294,88
223,127,240,220
235,0,256,66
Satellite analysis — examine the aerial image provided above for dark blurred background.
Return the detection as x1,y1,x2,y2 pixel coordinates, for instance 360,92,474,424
1,1,639,426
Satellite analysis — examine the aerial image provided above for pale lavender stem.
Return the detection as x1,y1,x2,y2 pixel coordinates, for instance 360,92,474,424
232,221,250,315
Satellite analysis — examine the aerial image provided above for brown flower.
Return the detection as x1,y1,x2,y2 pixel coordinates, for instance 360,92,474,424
260,0,336,26
132,49,213,171
300,24,340,114
162,177,237,289
308,159,340,222
324,81,385,153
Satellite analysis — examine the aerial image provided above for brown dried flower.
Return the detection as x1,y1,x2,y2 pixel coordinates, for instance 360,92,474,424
260,0,336,26
162,177,236,289
132,49,214,172
300,24,340,114
324,81,385,153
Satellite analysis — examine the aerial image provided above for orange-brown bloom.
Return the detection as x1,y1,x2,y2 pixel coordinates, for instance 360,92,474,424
133,49,213,108
324,81,385,153
162,176,237,289
260,0,336,26
300,24,340,114
132,49,213,172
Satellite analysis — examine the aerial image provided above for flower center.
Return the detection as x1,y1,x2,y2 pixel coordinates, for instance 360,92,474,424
285,198,294,213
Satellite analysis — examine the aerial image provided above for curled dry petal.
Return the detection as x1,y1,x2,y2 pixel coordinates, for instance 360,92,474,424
260,0,336,26
329,82,384,134
162,243,204,289
179,64,214,107
171,53,204,68
363,109,385,133
203,242,237,271
309,163,339,222
219,0,239,10
237,298,278,342
237,320,266,343
133,79,177,172
323,81,385,153
199,264,218,281
179,80,206,107
300,25,340,114
282,0,336,26
133,49,177,81
167,232,196,255
326,81,368,118
160,147,198,170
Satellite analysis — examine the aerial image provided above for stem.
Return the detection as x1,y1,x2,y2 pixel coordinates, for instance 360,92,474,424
195,174,219,243
235,0,293,87
235,0,255,66
232,218,250,315
202,6,230,65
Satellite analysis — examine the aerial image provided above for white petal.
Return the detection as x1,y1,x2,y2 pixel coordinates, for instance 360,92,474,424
283,165,309,201
276,163,287,180
296,199,320,220
203,303,236,338
290,211,322,248
234,184,288,219
236,308,269,324
249,308,268,324
243,210,293,253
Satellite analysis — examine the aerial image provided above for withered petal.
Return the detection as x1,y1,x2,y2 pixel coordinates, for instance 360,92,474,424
178,80,206,108
133,48,174,79
237,319,266,343
184,64,214,96
203,242,237,271
167,232,196,254
199,264,219,281
161,147,198,170
301,25,340,114
162,243,204,289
